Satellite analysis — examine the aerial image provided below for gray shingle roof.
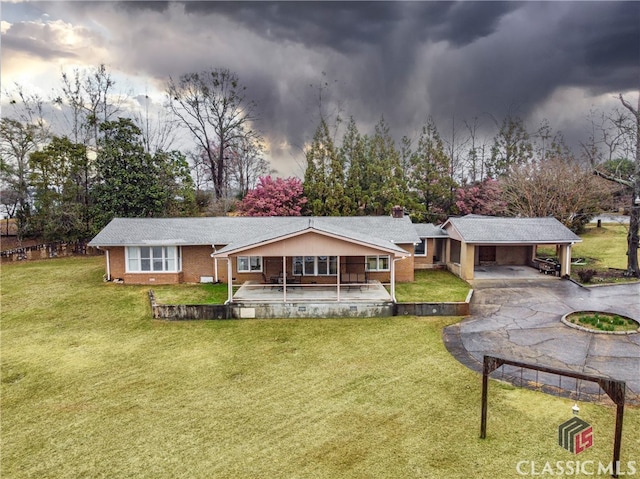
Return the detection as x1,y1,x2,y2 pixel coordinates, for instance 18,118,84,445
444,215,582,243
413,223,448,238
88,216,419,254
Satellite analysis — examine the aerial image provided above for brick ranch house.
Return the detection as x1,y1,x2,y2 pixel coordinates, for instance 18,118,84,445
88,211,581,303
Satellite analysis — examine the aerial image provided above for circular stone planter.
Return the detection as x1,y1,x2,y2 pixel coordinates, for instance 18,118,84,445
561,311,640,335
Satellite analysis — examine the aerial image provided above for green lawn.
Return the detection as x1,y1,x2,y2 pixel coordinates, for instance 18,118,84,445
2,257,638,478
538,223,632,282
395,269,471,302
572,224,628,270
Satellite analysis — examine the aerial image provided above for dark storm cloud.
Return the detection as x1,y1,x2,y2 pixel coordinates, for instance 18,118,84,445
3,1,637,175
407,1,519,46
559,2,640,83
182,1,517,52
183,1,403,54
426,1,639,124
116,1,171,13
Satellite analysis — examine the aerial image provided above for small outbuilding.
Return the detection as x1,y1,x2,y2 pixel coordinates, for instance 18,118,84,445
441,215,582,280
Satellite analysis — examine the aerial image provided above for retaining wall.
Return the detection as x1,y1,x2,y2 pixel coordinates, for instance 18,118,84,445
148,289,473,320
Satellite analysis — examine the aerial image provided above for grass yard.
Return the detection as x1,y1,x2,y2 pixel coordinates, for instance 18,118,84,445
152,281,229,304
394,269,471,302
573,224,629,270
538,223,634,283
2,257,638,478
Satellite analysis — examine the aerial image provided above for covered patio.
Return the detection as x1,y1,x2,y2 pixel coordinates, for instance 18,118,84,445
214,225,412,305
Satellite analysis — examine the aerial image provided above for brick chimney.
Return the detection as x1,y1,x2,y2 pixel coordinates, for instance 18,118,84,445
391,205,404,219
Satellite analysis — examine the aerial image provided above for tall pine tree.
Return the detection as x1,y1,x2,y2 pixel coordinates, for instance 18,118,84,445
409,119,456,223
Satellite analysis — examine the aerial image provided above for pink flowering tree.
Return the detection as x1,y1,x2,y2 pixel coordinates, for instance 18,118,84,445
455,178,508,216
237,176,308,216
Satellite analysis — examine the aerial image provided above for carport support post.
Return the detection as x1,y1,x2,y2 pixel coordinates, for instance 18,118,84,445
559,244,572,277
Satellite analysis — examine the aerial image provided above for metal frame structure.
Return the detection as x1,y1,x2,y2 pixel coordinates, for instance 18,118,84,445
480,355,626,478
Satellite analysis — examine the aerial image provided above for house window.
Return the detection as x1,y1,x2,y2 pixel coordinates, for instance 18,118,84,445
238,256,262,273
366,255,390,271
293,256,337,275
415,239,427,256
126,246,180,272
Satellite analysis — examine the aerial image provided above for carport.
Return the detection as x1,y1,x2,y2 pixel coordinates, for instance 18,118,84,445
441,215,582,281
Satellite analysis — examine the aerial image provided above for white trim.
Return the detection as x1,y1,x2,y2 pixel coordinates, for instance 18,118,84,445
125,245,181,273
292,255,338,276
414,238,428,257
365,255,391,272
237,256,263,273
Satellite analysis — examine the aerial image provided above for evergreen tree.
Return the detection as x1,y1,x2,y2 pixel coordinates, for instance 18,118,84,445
408,119,456,223
29,137,90,241
488,115,533,177
303,119,347,215
342,117,368,215
91,118,194,232
362,117,407,215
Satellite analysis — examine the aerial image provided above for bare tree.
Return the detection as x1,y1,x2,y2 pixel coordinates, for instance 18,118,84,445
54,64,125,149
167,68,259,200
225,136,273,198
463,117,491,183
581,108,636,167
594,93,640,277
133,94,179,154
502,156,611,233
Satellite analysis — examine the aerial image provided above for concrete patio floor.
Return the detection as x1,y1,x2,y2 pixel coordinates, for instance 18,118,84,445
232,280,392,302
473,264,558,280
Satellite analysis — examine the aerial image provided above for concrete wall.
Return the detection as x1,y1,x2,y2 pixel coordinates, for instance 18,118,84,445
495,245,533,265
149,291,229,319
230,302,395,319
394,301,470,316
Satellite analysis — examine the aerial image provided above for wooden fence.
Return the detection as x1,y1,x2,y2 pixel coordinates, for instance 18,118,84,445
1,241,101,262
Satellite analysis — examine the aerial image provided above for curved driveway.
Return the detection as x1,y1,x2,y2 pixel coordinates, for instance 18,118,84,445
443,278,640,403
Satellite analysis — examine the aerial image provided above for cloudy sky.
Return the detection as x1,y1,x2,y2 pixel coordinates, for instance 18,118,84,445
2,1,639,176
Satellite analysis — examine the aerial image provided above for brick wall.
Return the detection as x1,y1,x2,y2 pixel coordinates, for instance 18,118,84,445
107,245,215,284
182,245,216,282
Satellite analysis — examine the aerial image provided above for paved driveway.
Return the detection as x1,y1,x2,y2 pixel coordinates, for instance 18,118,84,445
443,279,640,403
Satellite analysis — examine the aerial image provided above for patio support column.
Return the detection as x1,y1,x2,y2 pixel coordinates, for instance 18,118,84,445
282,256,287,302
226,258,233,304
391,257,397,302
105,249,111,281
336,255,341,301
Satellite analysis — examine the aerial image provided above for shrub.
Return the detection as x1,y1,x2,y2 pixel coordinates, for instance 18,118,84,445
577,269,597,283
